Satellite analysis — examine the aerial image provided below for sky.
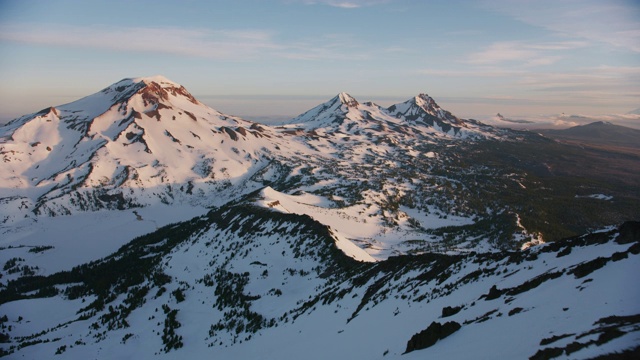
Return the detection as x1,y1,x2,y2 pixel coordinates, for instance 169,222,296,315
0,0,639,127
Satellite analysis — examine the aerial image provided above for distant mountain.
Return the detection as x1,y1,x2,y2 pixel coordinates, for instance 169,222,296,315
494,113,535,124
1,76,639,359
628,107,640,115
539,121,640,149
288,92,493,138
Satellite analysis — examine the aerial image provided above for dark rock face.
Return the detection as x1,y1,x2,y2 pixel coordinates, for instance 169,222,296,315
485,284,502,300
616,221,640,244
405,321,461,354
441,305,463,318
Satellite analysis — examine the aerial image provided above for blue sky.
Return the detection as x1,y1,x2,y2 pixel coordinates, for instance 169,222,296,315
0,0,638,124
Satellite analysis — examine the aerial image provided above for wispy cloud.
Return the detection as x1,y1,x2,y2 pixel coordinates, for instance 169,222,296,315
513,67,640,109
0,23,281,60
588,65,640,77
419,67,527,77
518,66,640,93
292,0,389,8
485,112,640,130
325,2,361,8
465,41,585,66
0,23,368,61
483,0,640,52
467,42,536,65
421,65,640,116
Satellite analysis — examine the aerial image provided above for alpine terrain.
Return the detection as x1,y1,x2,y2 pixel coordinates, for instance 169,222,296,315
0,76,638,359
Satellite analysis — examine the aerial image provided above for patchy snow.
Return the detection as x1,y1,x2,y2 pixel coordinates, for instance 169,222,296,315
576,194,614,201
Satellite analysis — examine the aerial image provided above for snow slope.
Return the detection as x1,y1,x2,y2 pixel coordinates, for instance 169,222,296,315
1,198,638,359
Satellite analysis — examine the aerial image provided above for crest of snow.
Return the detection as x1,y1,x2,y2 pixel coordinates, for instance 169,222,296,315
257,187,375,262
132,75,180,87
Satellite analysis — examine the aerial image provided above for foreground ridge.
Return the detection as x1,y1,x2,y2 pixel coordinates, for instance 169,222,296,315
0,203,638,358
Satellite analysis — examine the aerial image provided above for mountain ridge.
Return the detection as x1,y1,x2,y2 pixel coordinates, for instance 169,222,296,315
0,76,639,359
1,76,639,252
539,120,640,150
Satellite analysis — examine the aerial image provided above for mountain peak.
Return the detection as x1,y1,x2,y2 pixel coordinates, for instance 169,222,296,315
588,121,613,126
415,93,434,101
413,93,461,124
337,92,359,107
133,75,180,87
413,93,440,112
627,107,640,115
386,93,463,127
124,75,199,105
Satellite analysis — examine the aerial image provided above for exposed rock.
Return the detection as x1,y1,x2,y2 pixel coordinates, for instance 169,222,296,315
405,321,461,353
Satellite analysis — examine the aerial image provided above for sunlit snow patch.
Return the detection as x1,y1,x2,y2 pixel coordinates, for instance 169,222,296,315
256,187,375,262
575,194,614,201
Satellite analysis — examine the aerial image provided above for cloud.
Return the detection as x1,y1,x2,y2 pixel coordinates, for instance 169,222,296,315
518,66,640,96
465,41,585,66
326,2,361,8
483,0,640,52
550,113,640,130
292,0,389,8
588,65,640,77
479,112,640,130
467,42,536,65
0,23,281,60
419,67,527,77
0,23,368,61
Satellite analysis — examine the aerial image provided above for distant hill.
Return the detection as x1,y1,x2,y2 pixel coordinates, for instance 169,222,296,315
539,121,640,149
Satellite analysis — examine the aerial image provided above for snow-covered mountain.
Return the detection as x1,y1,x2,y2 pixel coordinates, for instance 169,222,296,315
1,77,534,256
628,107,640,115
288,91,497,139
2,76,638,252
0,77,638,358
0,76,296,219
